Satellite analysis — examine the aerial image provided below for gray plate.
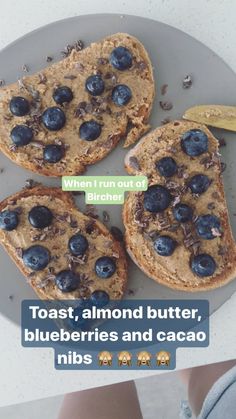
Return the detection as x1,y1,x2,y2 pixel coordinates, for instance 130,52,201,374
0,14,236,325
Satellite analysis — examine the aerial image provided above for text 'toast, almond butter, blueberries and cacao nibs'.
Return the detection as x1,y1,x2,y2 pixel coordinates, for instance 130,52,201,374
8,45,134,163
0,202,119,306
141,128,223,278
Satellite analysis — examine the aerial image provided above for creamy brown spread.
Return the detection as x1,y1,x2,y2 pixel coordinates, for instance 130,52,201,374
124,121,236,290
2,193,127,299
0,33,154,176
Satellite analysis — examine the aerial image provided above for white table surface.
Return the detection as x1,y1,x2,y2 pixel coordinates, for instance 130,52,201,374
0,0,236,408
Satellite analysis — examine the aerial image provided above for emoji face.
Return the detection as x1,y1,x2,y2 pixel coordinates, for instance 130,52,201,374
118,351,132,366
98,351,113,366
156,351,170,366
137,351,152,367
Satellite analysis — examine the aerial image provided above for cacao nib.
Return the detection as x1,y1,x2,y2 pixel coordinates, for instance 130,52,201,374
160,101,173,111
129,156,141,171
110,226,124,242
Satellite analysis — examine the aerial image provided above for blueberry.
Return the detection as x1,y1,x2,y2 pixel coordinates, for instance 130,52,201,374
95,256,116,278
69,312,87,329
69,299,92,329
111,84,132,106
181,129,208,156
90,290,110,308
173,203,193,223
154,235,177,256
10,125,33,147
191,253,216,277
53,86,73,105
144,185,172,213
9,96,30,116
23,245,50,271
74,299,92,313
28,206,53,229
74,298,92,310
55,270,80,292
42,107,66,131
85,75,105,96
156,157,178,178
195,214,221,240
0,210,19,231
188,174,211,195
79,120,102,141
43,144,64,163
68,233,88,256
110,46,133,71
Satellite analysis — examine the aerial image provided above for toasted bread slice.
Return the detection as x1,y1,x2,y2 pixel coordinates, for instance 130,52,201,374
0,33,154,177
0,186,127,300
123,120,236,291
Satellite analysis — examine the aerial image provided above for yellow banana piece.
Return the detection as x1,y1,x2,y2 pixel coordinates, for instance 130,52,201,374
183,105,236,131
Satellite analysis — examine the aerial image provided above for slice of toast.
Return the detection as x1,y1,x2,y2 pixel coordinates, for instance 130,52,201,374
123,120,236,291
0,186,127,300
0,33,154,177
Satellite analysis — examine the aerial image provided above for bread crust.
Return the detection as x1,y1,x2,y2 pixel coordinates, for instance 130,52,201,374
0,186,128,300
0,33,154,177
123,120,236,292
